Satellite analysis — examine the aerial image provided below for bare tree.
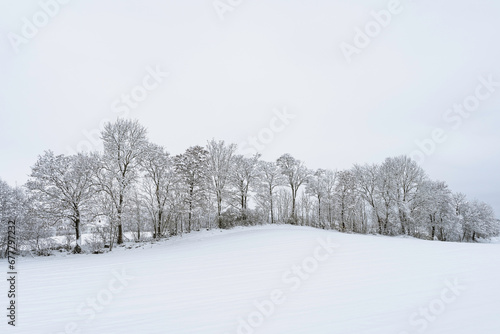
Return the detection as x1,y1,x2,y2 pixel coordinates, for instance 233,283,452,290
275,188,292,223
0,180,28,257
127,188,149,241
141,143,173,238
276,154,311,223
230,154,260,220
353,164,384,234
98,119,148,244
306,169,329,227
256,161,286,224
334,170,356,232
26,151,95,253
206,139,237,228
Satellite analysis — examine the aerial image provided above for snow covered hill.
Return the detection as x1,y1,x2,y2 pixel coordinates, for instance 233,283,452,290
2,225,500,334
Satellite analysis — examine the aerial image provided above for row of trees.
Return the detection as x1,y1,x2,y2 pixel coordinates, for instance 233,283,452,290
1,119,498,256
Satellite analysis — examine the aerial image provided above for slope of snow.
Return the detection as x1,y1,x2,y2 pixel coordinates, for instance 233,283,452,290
2,225,500,334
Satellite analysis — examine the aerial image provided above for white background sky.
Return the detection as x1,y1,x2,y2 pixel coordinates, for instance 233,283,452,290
1,0,499,215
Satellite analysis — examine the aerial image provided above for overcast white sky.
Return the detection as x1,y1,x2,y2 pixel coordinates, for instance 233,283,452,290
1,0,499,215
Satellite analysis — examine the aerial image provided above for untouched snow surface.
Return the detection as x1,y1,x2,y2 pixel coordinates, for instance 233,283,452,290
2,225,500,334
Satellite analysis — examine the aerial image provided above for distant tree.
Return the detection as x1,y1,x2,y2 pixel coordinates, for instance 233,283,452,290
174,145,209,232
306,169,328,226
298,193,314,226
0,179,25,257
141,143,173,238
376,162,397,235
0,178,16,227
323,169,337,229
19,198,54,256
127,188,149,241
0,184,54,256
460,199,498,242
206,139,237,228
256,161,286,224
420,180,454,240
381,156,427,235
26,151,95,253
334,170,356,232
166,181,187,235
353,164,384,234
275,188,292,223
90,186,116,248
230,154,260,220
276,154,311,223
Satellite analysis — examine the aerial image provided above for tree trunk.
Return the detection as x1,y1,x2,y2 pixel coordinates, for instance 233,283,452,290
73,216,82,254
318,197,321,226
270,191,274,224
377,217,383,234
341,199,345,232
188,186,194,233
328,203,332,228
217,193,222,228
109,222,114,251
117,223,123,244
117,194,124,244
241,192,245,219
439,227,445,241
157,211,162,238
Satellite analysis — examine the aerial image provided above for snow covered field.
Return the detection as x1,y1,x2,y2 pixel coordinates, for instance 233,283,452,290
2,225,500,334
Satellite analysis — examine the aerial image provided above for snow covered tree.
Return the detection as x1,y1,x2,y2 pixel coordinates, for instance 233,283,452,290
320,169,337,229
98,119,148,245
256,161,286,224
353,164,385,234
298,192,314,226
141,143,174,238
275,187,292,223
460,199,498,242
334,170,357,232
381,156,427,235
26,151,95,253
126,188,149,241
420,180,454,240
306,169,336,227
0,179,17,227
452,192,467,216
276,154,311,223
0,179,23,257
206,139,237,228
174,145,209,232
230,154,260,221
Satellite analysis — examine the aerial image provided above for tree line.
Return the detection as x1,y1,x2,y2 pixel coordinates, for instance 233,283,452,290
1,119,498,256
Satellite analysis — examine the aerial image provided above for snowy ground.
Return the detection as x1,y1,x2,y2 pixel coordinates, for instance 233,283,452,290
2,225,500,334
